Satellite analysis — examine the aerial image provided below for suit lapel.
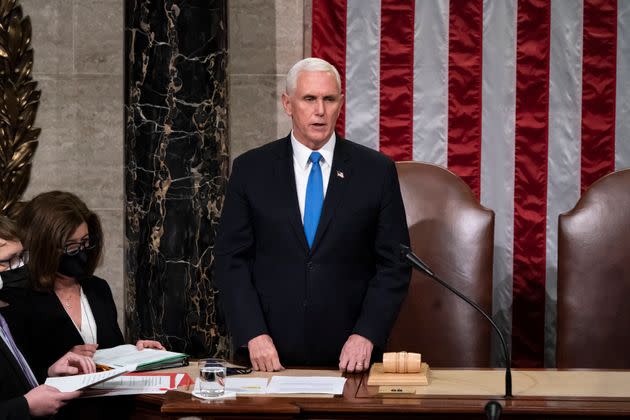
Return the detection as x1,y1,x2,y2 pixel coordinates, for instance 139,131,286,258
0,318,33,391
273,137,310,253
311,138,352,253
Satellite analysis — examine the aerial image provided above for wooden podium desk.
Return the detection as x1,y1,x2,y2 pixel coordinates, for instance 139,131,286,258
127,369,630,419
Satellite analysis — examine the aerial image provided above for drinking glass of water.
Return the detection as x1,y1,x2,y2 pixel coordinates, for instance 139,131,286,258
198,365,226,397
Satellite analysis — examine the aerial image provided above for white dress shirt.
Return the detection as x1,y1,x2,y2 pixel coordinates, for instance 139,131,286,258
291,132,336,222
71,287,98,344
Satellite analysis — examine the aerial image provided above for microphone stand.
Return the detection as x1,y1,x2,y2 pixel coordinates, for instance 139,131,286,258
399,244,513,399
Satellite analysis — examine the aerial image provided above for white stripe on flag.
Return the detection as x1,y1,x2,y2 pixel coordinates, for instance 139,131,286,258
480,0,517,366
412,0,449,165
616,0,630,169
545,0,583,368
345,0,381,150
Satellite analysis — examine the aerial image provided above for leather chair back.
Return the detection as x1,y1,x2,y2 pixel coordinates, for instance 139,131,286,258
387,162,494,367
557,169,630,368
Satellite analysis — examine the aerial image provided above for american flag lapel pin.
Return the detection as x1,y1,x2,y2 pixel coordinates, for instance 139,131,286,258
336,170,344,179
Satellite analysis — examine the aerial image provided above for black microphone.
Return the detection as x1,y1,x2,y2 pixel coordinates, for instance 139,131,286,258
485,400,502,420
399,244,513,398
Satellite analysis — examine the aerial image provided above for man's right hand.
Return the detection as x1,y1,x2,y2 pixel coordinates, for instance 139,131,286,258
24,385,80,417
247,334,284,372
48,351,96,377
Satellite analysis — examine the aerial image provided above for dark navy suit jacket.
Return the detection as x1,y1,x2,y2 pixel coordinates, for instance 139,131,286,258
215,135,411,366
0,312,32,420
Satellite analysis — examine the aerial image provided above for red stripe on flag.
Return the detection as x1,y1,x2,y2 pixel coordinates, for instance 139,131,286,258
512,0,551,368
581,0,617,192
379,0,414,161
446,0,483,198
312,0,347,137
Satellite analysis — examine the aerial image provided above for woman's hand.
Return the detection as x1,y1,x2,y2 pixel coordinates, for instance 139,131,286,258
135,339,165,350
70,343,98,357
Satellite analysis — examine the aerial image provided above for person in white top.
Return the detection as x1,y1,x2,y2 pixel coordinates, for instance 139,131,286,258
4,191,164,382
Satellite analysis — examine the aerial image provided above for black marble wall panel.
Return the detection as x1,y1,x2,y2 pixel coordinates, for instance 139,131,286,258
124,0,229,357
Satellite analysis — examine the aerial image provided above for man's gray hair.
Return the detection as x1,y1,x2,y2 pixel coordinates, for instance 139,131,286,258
285,57,342,95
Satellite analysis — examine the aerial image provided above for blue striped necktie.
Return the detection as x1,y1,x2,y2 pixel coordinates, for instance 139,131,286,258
304,152,324,248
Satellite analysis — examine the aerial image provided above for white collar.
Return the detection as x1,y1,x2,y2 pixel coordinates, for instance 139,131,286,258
291,132,336,169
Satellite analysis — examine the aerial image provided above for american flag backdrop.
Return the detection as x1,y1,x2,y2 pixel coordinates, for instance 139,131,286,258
311,0,630,368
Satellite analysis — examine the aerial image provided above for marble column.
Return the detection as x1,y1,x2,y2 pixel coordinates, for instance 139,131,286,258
124,0,229,357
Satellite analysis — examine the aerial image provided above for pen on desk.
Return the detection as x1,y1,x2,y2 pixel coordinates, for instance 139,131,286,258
96,364,112,372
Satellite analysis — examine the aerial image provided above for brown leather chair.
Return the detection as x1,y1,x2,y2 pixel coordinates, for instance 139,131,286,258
556,169,630,369
387,162,494,367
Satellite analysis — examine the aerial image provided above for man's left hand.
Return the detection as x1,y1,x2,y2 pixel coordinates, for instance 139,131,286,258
48,352,96,377
339,334,373,373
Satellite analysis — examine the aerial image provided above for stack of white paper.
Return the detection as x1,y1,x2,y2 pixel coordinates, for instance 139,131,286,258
220,376,346,395
44,366,130,392
83,373,188,397
225,377,269,394
266,376,346,395
94,344,187,371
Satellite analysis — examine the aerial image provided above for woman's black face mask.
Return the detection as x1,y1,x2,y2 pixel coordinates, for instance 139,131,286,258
57,250,89,279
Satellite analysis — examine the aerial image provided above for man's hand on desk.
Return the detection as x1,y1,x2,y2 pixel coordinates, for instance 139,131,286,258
47,351,96,377
248,334,285,372
339,334,373,373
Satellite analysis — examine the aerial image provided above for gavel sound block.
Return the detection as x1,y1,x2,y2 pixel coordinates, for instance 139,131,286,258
367,352,430,386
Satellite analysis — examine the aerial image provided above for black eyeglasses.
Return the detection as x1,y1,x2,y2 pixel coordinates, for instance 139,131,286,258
62,237,97,256
0,250,29,270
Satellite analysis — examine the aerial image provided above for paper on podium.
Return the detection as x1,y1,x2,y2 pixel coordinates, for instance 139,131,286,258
225,377,269,394
266,376,346,395
125,371,194,389
44,366,130,392
81,372,193,397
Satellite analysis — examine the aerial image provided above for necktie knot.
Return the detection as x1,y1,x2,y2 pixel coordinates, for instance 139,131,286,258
309,152,322,165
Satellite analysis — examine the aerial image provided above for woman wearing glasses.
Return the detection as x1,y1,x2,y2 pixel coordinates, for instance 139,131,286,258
6,191,163,382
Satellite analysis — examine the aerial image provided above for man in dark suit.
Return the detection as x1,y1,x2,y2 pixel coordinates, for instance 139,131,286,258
0,336,92,419
215,58,411,372
0,216,95,419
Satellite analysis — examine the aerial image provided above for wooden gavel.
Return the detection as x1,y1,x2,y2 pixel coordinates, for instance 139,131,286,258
382,351,422,373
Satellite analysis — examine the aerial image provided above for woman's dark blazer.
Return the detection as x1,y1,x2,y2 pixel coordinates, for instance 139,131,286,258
4,276,124,383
